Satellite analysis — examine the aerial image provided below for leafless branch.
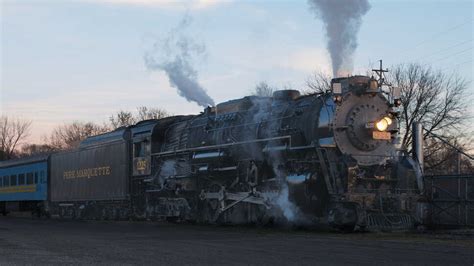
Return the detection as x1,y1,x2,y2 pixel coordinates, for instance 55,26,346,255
0,115,32,159
305,71,332,95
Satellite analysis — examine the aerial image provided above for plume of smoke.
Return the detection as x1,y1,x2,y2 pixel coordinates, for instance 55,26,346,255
144,15,215,107
276,186,297,220
308,0,371,77
159,160,176,178
273,168,306,223
155,160,176,190
248,97,306,224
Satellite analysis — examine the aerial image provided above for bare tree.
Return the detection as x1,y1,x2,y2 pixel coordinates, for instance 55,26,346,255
136,106,170,121
109,107,170,129
0,116,32,160
42,107,171,150
305,70,332,94
19,143,56,157
47,121,109,150
387,63,470,151
109,110,135,129
252,82,275,97
422,133,474,174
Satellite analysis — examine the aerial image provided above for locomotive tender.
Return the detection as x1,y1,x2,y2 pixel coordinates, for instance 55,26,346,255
0,75,425,231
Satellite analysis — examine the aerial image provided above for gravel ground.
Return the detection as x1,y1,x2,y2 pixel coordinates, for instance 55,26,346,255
0,216,472,265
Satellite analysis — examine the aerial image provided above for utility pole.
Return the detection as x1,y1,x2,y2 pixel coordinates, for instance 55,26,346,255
372,60,389,85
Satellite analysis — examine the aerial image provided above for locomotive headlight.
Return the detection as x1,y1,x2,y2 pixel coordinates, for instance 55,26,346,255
375,119,389,131
375,116,392,131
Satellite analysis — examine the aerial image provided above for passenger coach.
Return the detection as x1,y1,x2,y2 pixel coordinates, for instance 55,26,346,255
0,155,49,215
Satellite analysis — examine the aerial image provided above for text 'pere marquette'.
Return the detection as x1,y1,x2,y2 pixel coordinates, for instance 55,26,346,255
63,166,111,179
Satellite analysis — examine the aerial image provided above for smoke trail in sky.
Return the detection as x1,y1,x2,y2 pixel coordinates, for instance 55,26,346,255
144,15,215,107
308,0,371,77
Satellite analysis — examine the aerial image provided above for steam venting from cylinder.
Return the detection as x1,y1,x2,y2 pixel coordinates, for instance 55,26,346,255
250,98,306,223
308,0,370,77
144,15,215,107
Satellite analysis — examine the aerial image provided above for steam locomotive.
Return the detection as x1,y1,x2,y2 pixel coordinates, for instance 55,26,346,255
0,75,425,231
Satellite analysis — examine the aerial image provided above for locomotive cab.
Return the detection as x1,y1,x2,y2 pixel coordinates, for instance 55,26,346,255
131,120,157,177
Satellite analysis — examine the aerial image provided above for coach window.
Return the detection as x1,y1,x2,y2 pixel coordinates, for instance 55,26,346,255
3,176,9,187
18,174,25,185
10,175,17,186
27,173,33,185
34,172,39,184
40,170,45,183
0,177,3,187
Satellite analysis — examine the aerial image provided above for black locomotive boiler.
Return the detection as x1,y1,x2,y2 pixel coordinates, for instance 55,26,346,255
40,75,425,231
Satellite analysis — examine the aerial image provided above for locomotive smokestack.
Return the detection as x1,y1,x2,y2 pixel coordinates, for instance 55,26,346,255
308,0,371,77
144,15,215,108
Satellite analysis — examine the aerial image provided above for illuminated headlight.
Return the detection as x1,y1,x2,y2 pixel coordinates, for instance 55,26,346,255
375,119,388,131
375,116,392,131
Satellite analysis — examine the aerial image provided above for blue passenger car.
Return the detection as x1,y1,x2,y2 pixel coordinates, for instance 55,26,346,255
0,155,49,215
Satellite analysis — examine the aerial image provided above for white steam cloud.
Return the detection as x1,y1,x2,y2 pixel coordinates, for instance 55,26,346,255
275,176,303,223
144,15,215,107
308,0,371,77
249,98,305,223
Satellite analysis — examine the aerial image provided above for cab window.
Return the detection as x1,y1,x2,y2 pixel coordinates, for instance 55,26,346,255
134,140,150,157
134,142,144,157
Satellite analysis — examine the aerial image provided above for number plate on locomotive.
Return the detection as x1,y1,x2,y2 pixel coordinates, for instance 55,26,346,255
373,131,391,140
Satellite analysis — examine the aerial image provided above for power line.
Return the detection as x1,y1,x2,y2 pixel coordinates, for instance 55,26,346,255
427,46,473,65
410,19,473,49
412,38,473,62
440,59,473,72
398,18,473,58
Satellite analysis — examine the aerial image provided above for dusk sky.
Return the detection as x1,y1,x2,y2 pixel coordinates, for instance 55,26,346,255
1,0,473,143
